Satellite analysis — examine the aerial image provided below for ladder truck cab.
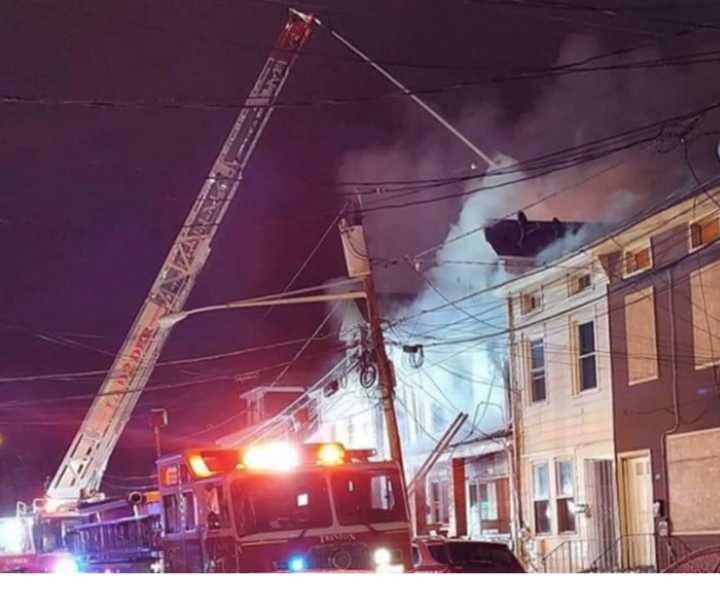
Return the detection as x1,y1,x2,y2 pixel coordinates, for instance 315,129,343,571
157,442,411,572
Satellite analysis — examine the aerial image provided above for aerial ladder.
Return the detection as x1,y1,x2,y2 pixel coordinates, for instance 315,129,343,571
42,9,315,511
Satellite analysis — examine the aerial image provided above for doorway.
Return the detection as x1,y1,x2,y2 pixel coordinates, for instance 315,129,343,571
619,453,655,570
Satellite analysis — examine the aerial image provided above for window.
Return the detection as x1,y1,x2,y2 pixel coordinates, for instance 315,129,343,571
162,494,181,534
429,479,450,524
529,338,546,403
183,491,196,531
331,469,406,525
689,214,720,250
479,482,498,520
521,290,542,315
532,463,551,534
577,321,597,391
623,243,652,277
568,272,592,296
205,484,229,531
555,461,576,533
624,288,658,383
232,473,332,534
370,474,396,511
690,261,720,368
667,428,720,533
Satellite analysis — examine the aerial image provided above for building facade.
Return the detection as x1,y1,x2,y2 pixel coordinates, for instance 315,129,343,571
592,185,720,569
495,245,617,572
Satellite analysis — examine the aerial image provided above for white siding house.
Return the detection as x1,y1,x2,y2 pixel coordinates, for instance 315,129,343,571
496,249,617,571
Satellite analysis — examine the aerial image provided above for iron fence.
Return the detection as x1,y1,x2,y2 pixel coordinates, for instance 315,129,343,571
539,534,694,573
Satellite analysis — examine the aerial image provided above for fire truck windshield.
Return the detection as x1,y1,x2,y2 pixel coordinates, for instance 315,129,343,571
331,468,406,526
231,471,332,535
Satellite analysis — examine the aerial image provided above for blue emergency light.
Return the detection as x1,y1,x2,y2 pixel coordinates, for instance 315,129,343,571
288,556,307,572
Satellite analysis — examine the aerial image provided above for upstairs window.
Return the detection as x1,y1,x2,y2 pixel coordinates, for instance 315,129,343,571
623,243,652,277
624,288,659,384
529,338,547,403
689,214,720,251
577,321,597,392
568,272,592,296
520,290,542,315
690,260,720,369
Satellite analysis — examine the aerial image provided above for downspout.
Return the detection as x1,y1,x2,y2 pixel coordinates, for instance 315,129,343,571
660,269,681,533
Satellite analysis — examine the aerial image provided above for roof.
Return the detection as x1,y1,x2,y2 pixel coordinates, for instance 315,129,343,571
483,213,606,260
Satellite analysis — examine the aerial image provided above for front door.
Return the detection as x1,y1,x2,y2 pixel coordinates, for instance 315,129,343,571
620,454,655,570
585,459,617,571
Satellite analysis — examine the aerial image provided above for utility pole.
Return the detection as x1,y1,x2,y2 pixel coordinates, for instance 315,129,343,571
338,206,405,471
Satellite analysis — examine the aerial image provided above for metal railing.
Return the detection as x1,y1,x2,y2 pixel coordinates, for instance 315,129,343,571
540,534,694,573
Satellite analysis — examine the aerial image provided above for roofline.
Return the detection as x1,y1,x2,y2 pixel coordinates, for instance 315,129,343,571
492,175,720,296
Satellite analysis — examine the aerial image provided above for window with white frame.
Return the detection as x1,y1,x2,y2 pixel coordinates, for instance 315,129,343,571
532,462,551,534
623,242,652,277
689,213,720,251
529,337,546,403
577,320,598,392
555,460,576,533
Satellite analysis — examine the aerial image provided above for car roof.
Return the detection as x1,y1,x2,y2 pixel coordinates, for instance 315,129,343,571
414,537,511,549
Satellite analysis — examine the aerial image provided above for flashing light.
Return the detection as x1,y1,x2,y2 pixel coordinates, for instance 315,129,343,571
242,442,300,472
288,556,307,572
316,443,345,466
373,547,391,567
373,547,403,573
52,557,80,574
188,454,213,478
0,518,26,554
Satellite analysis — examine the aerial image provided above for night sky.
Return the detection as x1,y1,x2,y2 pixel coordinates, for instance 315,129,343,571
2,0,720,510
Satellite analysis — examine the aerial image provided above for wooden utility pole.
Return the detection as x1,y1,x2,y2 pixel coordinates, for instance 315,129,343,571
362,270,405,468
338,209,405,470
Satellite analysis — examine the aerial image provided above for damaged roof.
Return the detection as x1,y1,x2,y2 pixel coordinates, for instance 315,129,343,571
484,213,604,259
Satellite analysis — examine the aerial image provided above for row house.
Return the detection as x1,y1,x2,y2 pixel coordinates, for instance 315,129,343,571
488,183,720,572
592,183,720,569
487,217,617,572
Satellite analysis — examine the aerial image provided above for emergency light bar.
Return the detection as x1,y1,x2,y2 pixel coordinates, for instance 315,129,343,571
179,442,363,479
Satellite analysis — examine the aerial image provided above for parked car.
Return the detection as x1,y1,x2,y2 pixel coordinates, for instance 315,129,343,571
412,537,525,573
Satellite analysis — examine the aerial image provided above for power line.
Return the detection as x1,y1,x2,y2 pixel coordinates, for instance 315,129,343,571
4,50,720,113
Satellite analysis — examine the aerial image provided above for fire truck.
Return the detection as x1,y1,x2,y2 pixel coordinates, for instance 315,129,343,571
154,442,411,572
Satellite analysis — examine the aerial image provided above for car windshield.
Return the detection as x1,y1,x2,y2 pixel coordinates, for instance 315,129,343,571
447,542,524,572
231,470,332,535
331,468,406,526
0,518,33,555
